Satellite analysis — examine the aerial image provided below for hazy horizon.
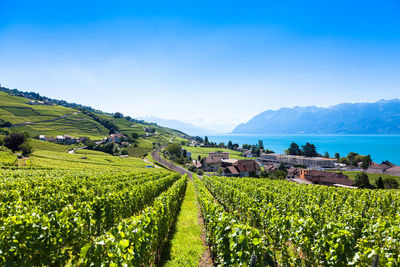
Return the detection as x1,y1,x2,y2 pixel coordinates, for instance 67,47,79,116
1,1,400,132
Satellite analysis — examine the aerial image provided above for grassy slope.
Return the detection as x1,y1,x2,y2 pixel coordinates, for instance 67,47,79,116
0,147,17,166
0,92,108,139
182,145,248,160
162,181,204,267
1,91,190,157
30,149,149,170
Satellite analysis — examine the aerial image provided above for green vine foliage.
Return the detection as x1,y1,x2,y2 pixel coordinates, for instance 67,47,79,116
79,176,187,266
0,169,181,265
202,176,400,266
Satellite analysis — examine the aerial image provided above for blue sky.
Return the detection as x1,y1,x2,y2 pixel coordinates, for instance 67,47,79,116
1,0,399,132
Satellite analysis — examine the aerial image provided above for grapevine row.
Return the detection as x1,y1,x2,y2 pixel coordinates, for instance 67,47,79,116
79,175,188,266
203,175,400,266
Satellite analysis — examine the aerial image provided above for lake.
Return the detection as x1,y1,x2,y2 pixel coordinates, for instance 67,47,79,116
205,134,400,165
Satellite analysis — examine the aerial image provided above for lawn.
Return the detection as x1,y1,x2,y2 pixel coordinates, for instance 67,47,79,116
182,145,249,160
333,170,400,184
162,181,204,266
30,139,79,152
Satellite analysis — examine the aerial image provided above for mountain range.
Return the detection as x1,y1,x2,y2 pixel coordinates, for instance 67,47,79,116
136,116,213,136
232,99,400,134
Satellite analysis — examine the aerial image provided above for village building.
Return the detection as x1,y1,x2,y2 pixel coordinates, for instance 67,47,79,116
287,167,302,178
299,169,355,187
108,133,127,144
260,153,337,168
365,161,400,176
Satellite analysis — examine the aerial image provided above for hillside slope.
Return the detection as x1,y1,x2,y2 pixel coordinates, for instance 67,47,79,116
0,89,190,157
233,99,400,134
0,92,109,139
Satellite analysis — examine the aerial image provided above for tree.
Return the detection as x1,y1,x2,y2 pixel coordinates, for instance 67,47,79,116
258,140,264,149
259,170,269,178
355,172,373,189
198,155,201,161
218,142,225,148
4,133,26,152
196,169,204,175
227,141,233,150
361,155,372,169
20,142,33,156
301,143,317,157
217,167,223,175
120,148,129,155
130,133,139,140
324,152,330,158
103,142,119,155
270,170,286,180
188,165,197,172
165,143,182,158
108,128,118,135
113,112,123,118
383,178,399,189
278,162,287,173
376,177,384,189
125,116,132,121
288,142,301,155
347,152,359,161
204,136,209,144
335,153,340,160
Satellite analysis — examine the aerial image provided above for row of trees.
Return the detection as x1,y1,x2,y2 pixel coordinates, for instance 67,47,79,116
337,152,372,169
355,172,399,189
287,142,318,157
80,109,119,131
163,143,191,165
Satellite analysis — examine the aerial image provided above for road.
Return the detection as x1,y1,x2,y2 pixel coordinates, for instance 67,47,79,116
68,146,87,154
151,147,193,179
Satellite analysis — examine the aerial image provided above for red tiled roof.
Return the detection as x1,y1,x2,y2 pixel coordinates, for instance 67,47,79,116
368,163,390,170
225,166,239,175
304,170,354,186
233,160,260,173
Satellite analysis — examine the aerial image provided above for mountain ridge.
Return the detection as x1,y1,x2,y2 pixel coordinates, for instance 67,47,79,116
232,99,400,134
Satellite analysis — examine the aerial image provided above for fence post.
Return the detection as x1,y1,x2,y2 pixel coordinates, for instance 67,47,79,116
250,254,257,267
372,254,379,267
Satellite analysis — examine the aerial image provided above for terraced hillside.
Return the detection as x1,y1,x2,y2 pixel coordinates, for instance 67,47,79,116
0,90,190,157
0,92,108,139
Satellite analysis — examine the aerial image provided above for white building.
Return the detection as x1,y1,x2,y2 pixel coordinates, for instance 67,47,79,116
260,153,337,168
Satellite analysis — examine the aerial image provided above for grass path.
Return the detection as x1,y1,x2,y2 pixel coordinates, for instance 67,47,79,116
162,181,205,266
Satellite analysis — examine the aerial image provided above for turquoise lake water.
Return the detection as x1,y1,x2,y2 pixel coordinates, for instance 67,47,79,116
205,134,400,165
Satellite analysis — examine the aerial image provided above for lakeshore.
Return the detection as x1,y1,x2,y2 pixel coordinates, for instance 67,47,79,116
203,134,400,165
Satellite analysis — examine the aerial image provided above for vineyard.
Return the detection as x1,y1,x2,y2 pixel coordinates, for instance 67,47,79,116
195,176,400,266
0,167,187,265
1,145,400,266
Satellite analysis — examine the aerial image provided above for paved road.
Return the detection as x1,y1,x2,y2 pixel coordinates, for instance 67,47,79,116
152,147,193,179
68,146,88,154
10,112,79,128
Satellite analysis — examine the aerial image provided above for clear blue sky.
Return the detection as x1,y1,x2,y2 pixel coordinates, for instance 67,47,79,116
1,0,399,131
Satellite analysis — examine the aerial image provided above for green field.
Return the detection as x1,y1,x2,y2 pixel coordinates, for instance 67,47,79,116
336,170,400,184
182,145,250,160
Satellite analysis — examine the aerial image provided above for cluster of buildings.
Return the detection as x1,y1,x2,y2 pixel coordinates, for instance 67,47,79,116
39,135,88,145
365,161,400,176
107,133,128,144
27,100,52,105
260,153,337,168
195,152,260,177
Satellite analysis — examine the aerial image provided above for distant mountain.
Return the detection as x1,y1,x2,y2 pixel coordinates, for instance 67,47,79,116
232,99,400,134
136,116,212,136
